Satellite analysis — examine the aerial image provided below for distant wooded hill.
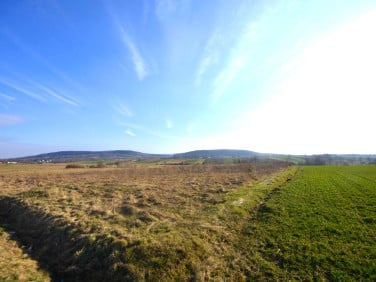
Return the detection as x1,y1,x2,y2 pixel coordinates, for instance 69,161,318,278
172,149,259,159
5,150,170,163
3,149,376,165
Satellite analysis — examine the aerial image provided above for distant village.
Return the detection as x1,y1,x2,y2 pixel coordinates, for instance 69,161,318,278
0,160,53,164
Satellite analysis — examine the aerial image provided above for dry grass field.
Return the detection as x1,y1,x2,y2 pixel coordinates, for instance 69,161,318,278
0,226,50,282
1,162,374,281
0,160,291,281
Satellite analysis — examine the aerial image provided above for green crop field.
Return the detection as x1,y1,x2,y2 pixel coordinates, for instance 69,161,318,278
0,163,375,281
247,165,376,280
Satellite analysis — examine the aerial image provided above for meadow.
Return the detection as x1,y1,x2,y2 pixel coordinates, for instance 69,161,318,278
0,162,375,281
247,165,376,280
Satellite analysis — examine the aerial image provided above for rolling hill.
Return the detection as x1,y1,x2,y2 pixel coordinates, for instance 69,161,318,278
3,149,376,165
173,149,260,159
5,150,170,163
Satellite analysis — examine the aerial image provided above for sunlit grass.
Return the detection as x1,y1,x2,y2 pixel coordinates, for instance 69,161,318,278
1,163,374,280
0,161,289,280
247,166,376,280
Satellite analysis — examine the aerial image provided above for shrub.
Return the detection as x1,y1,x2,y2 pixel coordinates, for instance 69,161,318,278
65,164,86,169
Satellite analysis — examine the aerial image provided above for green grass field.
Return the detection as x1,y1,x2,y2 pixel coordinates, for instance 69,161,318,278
0,164,375,281
247,165,376,280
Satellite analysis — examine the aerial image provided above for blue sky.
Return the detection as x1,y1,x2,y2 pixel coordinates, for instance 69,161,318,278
1,0,376,158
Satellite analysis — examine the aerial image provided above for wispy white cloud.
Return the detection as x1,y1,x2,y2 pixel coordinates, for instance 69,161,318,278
211,21,261,102
119,121,162,138
0,92,16,101
195,32,221,86
0,75,79,107
106,5,149,81
0,77,45,102
119,121,181,140
125,129,136,137
212,57,245,101
119,29,149,80
0,114,24,126
1,30,86,92
31,81,79,107
113,103,133,117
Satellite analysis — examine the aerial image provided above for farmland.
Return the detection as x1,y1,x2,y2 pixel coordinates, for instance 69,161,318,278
247,165,376,280
0,162,375,281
